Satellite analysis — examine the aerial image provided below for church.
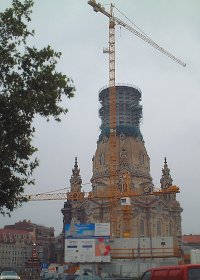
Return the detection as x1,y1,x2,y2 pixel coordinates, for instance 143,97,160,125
61,84,183,274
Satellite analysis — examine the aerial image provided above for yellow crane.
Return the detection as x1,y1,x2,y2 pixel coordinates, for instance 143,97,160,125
88,0,185,196
88,0,185,237
26,184,180,201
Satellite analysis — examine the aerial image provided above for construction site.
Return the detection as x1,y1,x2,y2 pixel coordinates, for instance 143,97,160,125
26,0,187,278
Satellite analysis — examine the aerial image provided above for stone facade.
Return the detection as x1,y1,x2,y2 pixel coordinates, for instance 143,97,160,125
91,134,152,196
62,158,182,243
62,85,183,258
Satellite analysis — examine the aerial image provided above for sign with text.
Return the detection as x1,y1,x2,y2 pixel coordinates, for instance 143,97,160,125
95,223,110,237
64,223,110,263
65,223,110,239
65,237,110,263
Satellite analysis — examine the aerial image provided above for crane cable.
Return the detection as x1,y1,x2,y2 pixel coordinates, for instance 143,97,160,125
29,182,91,195
114,5,151,40
114,5,186,67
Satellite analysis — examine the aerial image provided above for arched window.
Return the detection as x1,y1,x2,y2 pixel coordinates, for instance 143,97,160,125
169,222,173,236
157,220,162,236
140,219,145,236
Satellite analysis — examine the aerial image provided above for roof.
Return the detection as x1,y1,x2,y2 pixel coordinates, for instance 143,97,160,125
0,228,31,235
182,235,200,244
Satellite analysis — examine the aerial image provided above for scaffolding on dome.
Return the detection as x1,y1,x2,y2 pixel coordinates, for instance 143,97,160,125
98,85,143,142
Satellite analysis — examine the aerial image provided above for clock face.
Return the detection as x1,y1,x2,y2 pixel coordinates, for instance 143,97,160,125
144,186,151,194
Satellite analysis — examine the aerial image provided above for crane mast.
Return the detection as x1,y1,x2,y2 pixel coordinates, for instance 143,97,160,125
89,1,119,198
107,4,117,196
88,0,185,237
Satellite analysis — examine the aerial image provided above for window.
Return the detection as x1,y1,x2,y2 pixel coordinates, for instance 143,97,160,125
157,220,162,236
169,222,173,236
140,153,145,165
188,268,200,280
140,271,151,280
140,219,145,236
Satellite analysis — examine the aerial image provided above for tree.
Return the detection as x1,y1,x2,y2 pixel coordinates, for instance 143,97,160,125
0,0,75,214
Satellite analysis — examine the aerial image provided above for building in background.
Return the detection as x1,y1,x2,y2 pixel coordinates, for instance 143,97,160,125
54,233,64,264
0,228,32,269
181,235,200,264
1,220,56,268
182,235,200,250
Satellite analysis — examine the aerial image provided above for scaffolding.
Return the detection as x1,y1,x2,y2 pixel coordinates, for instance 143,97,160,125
98,84,143,142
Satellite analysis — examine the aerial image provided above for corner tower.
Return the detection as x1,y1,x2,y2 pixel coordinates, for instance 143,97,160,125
91,84,152,194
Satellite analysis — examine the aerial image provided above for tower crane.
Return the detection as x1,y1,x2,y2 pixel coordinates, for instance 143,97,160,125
88,0,185,236
88,0,186,195
25,3,184,238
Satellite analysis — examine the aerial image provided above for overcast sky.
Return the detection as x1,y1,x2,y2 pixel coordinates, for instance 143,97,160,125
0,0,200,236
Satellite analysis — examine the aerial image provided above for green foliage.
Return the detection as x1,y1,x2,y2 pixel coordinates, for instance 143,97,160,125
0,0,75,214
